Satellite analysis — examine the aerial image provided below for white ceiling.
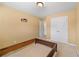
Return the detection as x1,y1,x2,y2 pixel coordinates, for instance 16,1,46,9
2,2,76,18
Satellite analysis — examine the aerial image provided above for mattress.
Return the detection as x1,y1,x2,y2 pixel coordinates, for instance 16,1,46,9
3,43,52,57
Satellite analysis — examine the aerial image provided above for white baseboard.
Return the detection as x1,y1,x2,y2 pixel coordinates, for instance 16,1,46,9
38,38,77,47
51,40,76,47
64,42,76,47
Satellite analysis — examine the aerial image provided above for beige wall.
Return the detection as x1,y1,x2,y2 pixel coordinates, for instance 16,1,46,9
45,9,76,44
76,3,79,48
0,6,39,49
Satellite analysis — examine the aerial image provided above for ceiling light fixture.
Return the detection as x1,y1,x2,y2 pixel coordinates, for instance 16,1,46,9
36,2,44,7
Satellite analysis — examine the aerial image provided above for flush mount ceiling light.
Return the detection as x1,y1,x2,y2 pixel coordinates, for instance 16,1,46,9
36,2,44,7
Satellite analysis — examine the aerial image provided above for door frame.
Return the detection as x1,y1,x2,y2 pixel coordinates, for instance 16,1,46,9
50,16,68,43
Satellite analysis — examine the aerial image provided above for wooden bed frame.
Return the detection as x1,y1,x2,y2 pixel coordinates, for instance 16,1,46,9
0,38,57,57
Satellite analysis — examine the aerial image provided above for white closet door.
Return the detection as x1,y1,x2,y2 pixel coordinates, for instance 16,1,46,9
51,16,68,43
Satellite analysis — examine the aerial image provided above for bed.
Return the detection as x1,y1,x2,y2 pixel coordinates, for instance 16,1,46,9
0,38,57,57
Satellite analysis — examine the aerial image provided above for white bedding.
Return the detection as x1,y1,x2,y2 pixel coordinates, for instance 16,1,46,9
3,43,52,57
